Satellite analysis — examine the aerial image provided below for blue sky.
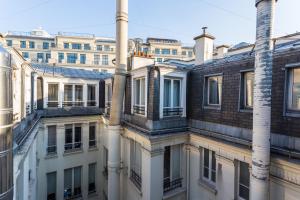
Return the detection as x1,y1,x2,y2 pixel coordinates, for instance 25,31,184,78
0,0,298,46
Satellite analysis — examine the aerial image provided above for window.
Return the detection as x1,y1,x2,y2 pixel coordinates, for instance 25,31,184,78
47,126,57,154
130,140,142,190
75,85,83,106
64,85,73,107
155,48,160,54
188,51,193,57
20,41,26,48
238,162,250,200
22,52,29,59
6,40,12,47
43,42,49,49
37,53,44,62
48,84,59,107
88,163,96,194
202,148,216,184
162,48,170,55
89,123,96,148
287,68,300,111
182,51,186,56
103,147,108,179
96,45,102,51
64,167,82,199
47,172,56,200
51,43,55,48
163,145,182,193
102,55,109,65
102,69,108,73
240,71,254,110
94,54,100,65
64,124,82,151
58,53,64,63
133,77,146,115
84,44,91,50
105,83,112,115
72,43,81,50
64,43,69,49
143,47,149,54
67,53,77,64
163,78,182,117
80,54,86,64
87,85,96,106
204,75,222,107
157,58,163,63
46,53,51,63
104,45,110,51
29,41,35,49
172,49,178,55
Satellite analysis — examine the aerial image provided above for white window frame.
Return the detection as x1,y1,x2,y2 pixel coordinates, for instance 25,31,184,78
63,84,84,107
243,72,254,109
207,76,222,106
201,148,216,185
163,78,183,117
64,166,82,199
237,161,250,200
132,76,147,116
47,83,59,107
288,67,300,111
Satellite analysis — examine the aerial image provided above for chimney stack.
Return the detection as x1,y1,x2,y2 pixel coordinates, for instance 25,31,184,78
216,45,229,59
194,27,215,65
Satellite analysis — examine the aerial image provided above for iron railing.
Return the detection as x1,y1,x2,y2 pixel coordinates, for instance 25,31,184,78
163,178,182,193
47,101,59,108
47,145,57,154
64,142,82,151
130,169,142,190
133,105,145,115
163,107,183,117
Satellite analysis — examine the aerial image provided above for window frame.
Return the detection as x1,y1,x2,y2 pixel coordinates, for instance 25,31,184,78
130,139,142,190
47,83,59,108
133,76,146,116
239,70,254,112
237,161,250,200
29,41,35,49
201,148,216,186
88,163,97,194
163,77,183,117
287,67,300,112
64,166,82,199
64,124,82,152
203,74,223,109
47,171,57,200
88,122,97,148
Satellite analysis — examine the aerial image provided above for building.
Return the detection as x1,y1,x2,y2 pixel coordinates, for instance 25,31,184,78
2,28,195,74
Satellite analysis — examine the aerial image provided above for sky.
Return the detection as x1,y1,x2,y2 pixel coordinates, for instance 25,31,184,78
0,0,299,46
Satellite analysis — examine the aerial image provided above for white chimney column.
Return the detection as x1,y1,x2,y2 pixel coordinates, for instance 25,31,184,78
107,0,128,199
216,45,229,59
250,0,276,200
194,27,215,65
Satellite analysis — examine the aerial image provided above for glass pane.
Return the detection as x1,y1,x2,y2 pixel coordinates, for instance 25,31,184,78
64,169,72,194
208,77,220,105
88,85,96,101
140,78,145,106
65,125,73,144
164,79,171,107
203,149,209,168
75,85,83,101
164,146,171,179
135,142,142,175
64,85,73,101
239,162,250,187
204,167,209,179
171,145,181,180
239,185,249,200
173,80,180,107
245,72,254,107
292,68,300,110
130,140,134,171
135,79,140,105
48,84,58,101
89,124,96,140
48,126,57,146
74,167,82,195
75,126,81,143
47,172,56,196
211,151,216,182
88,163,96,184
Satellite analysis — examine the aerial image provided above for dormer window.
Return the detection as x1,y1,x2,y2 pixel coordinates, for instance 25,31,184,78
133,77,146,115
204,74,222,109
163,78,182,117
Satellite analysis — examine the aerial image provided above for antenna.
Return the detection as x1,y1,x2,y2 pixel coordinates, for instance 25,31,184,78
202,27,208,34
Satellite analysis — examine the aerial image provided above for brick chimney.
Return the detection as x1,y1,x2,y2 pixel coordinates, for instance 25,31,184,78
194,27,215,65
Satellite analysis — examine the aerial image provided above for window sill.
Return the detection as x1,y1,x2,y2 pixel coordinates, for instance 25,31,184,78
285,111,300,118
198,178,217,195
163,187,186,200
203,105,221,111
63,149,83,156
45,153,58,159
88,146,98,152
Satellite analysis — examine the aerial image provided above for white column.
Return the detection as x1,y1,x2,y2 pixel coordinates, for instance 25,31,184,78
83,84,88,107
251,0,276,200
59,82,64,108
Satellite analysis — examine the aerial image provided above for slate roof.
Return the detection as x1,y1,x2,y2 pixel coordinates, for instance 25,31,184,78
31,63,112,80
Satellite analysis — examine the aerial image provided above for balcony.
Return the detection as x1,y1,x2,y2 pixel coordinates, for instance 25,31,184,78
64,142,82,152
47,101,59,108
163,178,182,193
130,169,142,190
163,107,183,117
62,101,84,107
87,100,96,107
133,105,145,115
47,145,57,155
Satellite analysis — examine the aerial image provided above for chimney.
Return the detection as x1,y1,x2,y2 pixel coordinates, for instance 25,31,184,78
216,45,229,59
194,27,215,65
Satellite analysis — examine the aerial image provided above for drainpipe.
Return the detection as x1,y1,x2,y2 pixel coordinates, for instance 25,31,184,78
107,0,128,199
0,46,13,199
251,1,276,200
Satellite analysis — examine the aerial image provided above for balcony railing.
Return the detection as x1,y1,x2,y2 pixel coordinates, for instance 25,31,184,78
89,140,96,148
163,107,183,117
130,169,142,190
133,105,145,115
64,142,82,151
87,100,96,107
63,101,84,107
47,145,57,154
47,101,59,108
88,183,96,194
163,178,182,193
64,187,82,200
